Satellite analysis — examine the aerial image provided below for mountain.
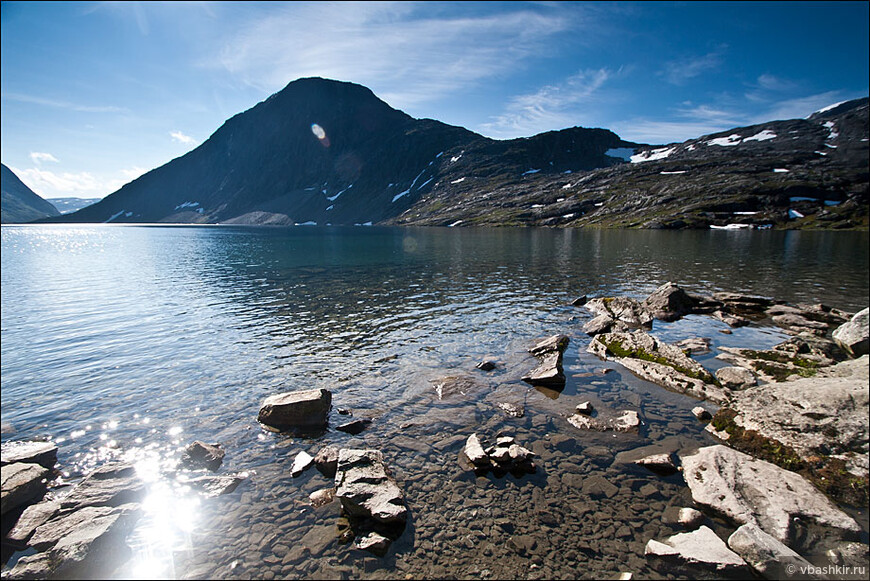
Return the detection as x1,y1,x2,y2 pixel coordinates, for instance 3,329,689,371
44,78,867,229
1,163,60,223
48,197,102,214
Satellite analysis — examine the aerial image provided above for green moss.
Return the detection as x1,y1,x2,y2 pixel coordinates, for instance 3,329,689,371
602,337,715,384
710,408,868,507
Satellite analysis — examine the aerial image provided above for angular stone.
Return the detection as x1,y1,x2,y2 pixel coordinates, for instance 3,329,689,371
258,388,332,428
290,451,315,477
643,282,698,322
586,297,654,329
1,462,48,515
692,406,712,421
336,418,372,435
583,314,616,336
29,503,140,551
676,337,712,355
832,307,869,357
613,410,641,432
567,413,609,432
464,434,490,467
522,351,565,388
314,446,340,478
575,401,594,415
727,523,817,580
529,334,570,356
634,453,677,475
712,310,750,328
645,525,750,575
59,463,144,510
6,499,60,545
680,445,861,550
180,441,225,472
771,313,830,335
1,441,58,469
582,475,618,498
309,487,336,508
476,360,497,371
355,531,392,556
678,508,705,529
334,449,407,525
715,366,757,390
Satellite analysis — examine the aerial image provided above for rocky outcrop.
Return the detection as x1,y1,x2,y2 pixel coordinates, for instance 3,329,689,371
258,388,332,429
716,334,837,382
462,434,536,474
58,463,145,510
680,445,861,551
334,449,407,526
1,441,58,469
724,355,869,477
585,298,653,330
588,330,726,403
833,307,869,357
1,462,49,516
714,366,757,390
645,525,751,578
568,409,641,433
314,446,340,478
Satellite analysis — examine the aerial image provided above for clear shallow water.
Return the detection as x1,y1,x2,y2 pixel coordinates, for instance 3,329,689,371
2,225,868,579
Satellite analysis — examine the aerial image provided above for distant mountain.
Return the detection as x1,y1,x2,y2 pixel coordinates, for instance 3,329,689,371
1,163,60,223
48,197,102,214
42,78,867,229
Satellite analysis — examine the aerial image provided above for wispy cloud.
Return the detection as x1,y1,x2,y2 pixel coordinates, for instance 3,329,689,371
29,152,59,164
660,48,725,85
170,130,198,145
1,92,126,113
211,2,578,110
480,69,615,138
11,165,149,199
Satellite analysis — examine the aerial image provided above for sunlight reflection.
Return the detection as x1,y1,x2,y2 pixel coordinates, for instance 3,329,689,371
311,123,330,147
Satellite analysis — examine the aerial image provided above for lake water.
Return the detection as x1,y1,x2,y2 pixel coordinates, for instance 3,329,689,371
2,225,868,579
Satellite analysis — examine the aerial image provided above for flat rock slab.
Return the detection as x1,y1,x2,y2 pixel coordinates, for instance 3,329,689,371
1,462,49,515
522,351,565,388
180,441,225,472
680,445,861,551
291,451,315,477
634,453,678,475
1,441,58,469
184,474,245,498
258,388,332,428
334,449,407,526
431,375,483,400
727,355,869,476
58,463,145,510
645,525,750,577
727,523,818,580
529,334,570,356
336,418,372,435
6,499,60,546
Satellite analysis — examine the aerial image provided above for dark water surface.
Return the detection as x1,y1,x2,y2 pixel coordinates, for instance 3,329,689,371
2,225,868,579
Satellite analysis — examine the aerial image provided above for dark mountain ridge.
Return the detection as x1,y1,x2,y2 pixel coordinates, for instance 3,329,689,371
1,163,60,223
40,78,868,229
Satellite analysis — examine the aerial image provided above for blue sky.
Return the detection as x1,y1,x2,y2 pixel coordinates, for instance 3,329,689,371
2,1,868,200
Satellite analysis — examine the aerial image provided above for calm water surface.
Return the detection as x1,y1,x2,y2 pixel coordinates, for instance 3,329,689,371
2,225,868,579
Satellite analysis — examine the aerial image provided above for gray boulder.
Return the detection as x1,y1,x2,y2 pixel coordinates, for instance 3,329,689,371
334,449,407,525
645,525,750,577
314,446,340,478
582,313,618,336
832,307,869,357
1,462,49,515
529,334,570,356
1,441,58,469
643,282,698,322
680,445,861,550
463,434,491,468
6,499,60,546
258,388,332,429
727,523,818,580
715,366,757,390
521,351,565,388
586,297,654,329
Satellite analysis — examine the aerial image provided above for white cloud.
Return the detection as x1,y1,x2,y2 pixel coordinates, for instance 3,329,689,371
1,92,126,113
170,130,197,145
211,2,575,111
480,69,614,138
119,166,147,180
660,49,725,85
29,152,59,164
10,165,149,199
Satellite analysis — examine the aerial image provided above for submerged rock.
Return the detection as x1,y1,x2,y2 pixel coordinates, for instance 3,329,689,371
336,418,372,435
334,449,407,526
184,474,245,497
258,388,332,429
309,487,336,508
832,307,869,357
676,337,712,355
180,441,225,472
680,445,861,551
645,525,750,577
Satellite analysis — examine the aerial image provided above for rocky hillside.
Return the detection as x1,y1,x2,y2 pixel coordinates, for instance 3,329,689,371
1,164,60,223
42,78,867,229
390,98,869,229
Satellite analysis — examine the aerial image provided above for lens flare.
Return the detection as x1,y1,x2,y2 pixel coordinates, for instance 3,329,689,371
311,123,330,147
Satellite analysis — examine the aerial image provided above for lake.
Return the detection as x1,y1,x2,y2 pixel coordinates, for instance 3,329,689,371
2,225,868,579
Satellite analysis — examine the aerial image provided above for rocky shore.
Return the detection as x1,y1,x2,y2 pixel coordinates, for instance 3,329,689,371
2,282,868,579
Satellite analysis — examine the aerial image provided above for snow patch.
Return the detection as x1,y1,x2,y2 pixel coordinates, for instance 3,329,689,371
788,209,805,219
744,130,777,142
773,168,789,173
660,170,686,175
104,211,125,223
451,177,466,184
812,100,847,116
733,211,759,215
326,205,334,211
174,201,201,210
354,221,373,226
562,213,575,219
327,184,353,202
594,202,605,207
450,154,462,163
815,151,828,156
522,168,541,175
605,147,635,161
823,121,839,140
556,198,566,202
630,147,676,163
448,220,463,227
436,151,444,158
707,134,742,147
531,204,544,208
710,224,753,230
295,221,317,226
